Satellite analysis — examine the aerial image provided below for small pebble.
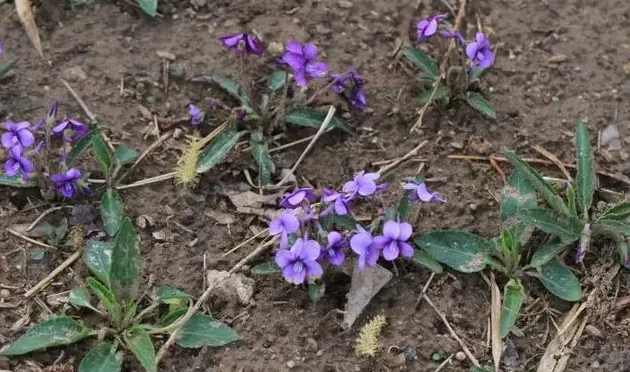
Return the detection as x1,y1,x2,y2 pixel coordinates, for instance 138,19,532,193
316,350,324,357
468,203,477,211
585,325,603,338
0,289,10,298
455,351,466,361
286,360,296,369
450,142,464,149
338,0,353,8
156,51,176,61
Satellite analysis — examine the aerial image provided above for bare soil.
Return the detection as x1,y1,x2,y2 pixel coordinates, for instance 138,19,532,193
1,0,630,371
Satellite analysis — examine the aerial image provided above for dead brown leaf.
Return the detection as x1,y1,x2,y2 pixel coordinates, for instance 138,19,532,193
15,0,43,58
490,273,502,372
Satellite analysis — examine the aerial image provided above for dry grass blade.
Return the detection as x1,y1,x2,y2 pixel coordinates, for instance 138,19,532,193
15,0,43,58
536,303,586,372
531,145,573,182
490,272,502,372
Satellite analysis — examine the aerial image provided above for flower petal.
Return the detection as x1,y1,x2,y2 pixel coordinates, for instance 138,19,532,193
334,198,350,215
287,190,305,206
4,158,18,176
282,263,306,285
372,235,389,249
1,132,15,148
304,260,323,278
219,33,244,48
305,62,328,78
16,129,34,148
425,19,438,36
350,232,372,255
383,220,400,239
281,212,300,234
293,71,308,87
398,222,413,241
465,42,479,62
300,240,321,261
327,231,342,246
402,182,418,190
399,242,415,258
275,249,294,269
302,43,318,62
328,249,345,266
245,35,263,55
268,217,284,235
382,241,400,261
53,121,68,134
65,168,82,180
285,40,303,55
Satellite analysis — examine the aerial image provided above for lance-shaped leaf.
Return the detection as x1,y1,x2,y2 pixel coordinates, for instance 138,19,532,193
400,47,438,76
268,70,287,91
466,92,496,120
503,151,571,217
196,125,240,174
113,147,138,167
596,219,630,236
499,278,525,338
501,168,537,243
419,85,448,105
68,287,100,313
176,313,241,348
92,135,113,171
124,327,156,372
101,189,124,237
211,73,253,109
575,122,595,216
157,286,192,305
409,250,443,274
83,241,113,287
249,133,273,185
110,217,140,301
528,238,566,269
86,277,120,323
1,316,90,356
285,108,353,134
597,201,630,222
251,261,282,275
78,343,123,372
516,208,582,243
137,0,157,16
537,260,582,302
0,174,37,188
67,128,102,165
415,231,492,273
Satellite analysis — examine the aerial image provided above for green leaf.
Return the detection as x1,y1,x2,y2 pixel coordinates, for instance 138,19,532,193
596,219,630,236
101,189,124,237
575,122,595,216
537,260,582,302
416,73,437,85
499,278,525,338
68,287,99,313
466,92,496,120
86,277,120,323
409,250,443,274
503,151,571,217
211,73,253,109
250,261,282,275
160,308,187,327
0,174,37,188
268,70,287,91
319,214,359,231
196,125,240,174
396,192,412,221
113,147,138,167
110,217,141,301
470,367,494,372
124,328,157,372
529,238,566,268
1,315,90,356
67,128,102,165
597,201,630,222
468,67,486,82
566,185,577,216
83,240,113,287
92,135,113,171
78,343,123,372
285,108,353,134
157,286,192,305
414,231,492,273
308,282,325,302
0,57,19,77
136,0,157,16
400,47,439,76
176,313,241,348
501,168,537,242
516,208,582,243
419,86,448,105
249,133,273,186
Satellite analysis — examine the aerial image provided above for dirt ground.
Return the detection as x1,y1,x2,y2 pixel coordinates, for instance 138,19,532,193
1,0,630,371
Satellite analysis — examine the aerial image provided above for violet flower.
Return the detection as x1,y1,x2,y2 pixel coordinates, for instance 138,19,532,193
4,147,34,180
46,101,59,125
50,168,85,198
403,180,446,203
2,120,34,152
465,32,495,69
282,40,328,87
321,188,352,216
268,210,300,249
275,236,323,284
53,119,88,142
343,171,385,198
373,220,414,260
219,33,263,56
279,187,318,208
320,231,347,266
350,225,381,269
331,68,368,111
349,89,368,111
416,14,446,41
188,104,204,127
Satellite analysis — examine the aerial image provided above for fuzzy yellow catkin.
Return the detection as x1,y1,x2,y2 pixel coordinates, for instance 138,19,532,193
175,135,202,186
355,315,387,357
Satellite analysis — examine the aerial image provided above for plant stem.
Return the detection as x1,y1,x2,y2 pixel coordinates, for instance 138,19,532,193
133,302,160,324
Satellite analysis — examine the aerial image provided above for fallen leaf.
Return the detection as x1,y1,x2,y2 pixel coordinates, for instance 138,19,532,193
206,270,255,305
227,190,281,209
342,264,392,329
204,210,236,225
490,273,502,372
15,0,43,58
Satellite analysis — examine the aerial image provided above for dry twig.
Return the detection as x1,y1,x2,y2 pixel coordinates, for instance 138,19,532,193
23,248,83,297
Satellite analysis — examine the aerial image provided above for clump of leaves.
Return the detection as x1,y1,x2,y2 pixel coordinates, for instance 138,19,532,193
400,14,496,119
179,35,363,187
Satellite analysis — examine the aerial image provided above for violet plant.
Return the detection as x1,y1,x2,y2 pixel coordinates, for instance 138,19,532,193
400,14,497,119
251,172,446,303
178,34,366,186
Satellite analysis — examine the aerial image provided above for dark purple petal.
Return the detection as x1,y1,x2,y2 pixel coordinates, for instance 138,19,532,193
465,42,479,61
50,173,68,183
293,71,308,87
65,168,82,181
349,88,367,111
283,53,305,71
4,158,18,176
302,43,318,62
220,33,244,48
305,61,328,78
285,40,303,55
53,121,69,134
327,249,345,266
245,34,264,55
60,183,76,198
1,132,15,149
47,101,59,122
16,128,34,148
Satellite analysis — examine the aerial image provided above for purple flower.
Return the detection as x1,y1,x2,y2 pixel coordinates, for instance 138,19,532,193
53,119,88,142
275,236,323,284
282,41,328,87
440,31,465,44
188,104,204,126
0,41,3,57
331,68,368,111
268,210,300,249
219,33,263,56
321,188,352,216
279,187,318,208
46,101,59,125
416,14,446,41
343,171,383,198
320,231,347,266
373,220,414,261
403,180,446,203
465,32,494,69
2,120,34,152
350,225,380,269
4,146,34,180
50,168,85,198
235,109,246,122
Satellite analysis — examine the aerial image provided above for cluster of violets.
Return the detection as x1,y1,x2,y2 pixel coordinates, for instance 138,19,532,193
416,14,495,69
1,102,89,198
268,172,445,284
188,33,368,114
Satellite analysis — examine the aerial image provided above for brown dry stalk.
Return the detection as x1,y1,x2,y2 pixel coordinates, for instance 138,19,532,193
15,0,43,58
